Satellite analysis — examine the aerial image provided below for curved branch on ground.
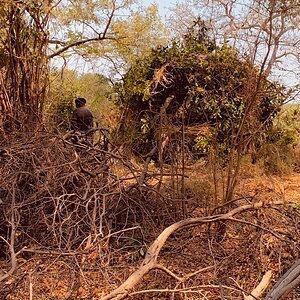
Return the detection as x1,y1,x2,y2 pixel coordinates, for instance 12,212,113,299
101,200,284,300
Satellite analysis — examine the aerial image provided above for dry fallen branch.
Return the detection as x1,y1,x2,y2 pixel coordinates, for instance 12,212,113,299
244,271,273,300
264,259,300,300
101,200,284,300
0,182,19,282
128,284,240,297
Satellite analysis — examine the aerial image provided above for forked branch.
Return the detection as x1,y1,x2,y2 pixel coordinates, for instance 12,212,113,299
101,200,284,300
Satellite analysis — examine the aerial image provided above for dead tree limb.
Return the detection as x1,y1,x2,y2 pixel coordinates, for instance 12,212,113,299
244,271,272,300
101,200,284,300
0,183,19,282
264,259,300,300
128,284,240,297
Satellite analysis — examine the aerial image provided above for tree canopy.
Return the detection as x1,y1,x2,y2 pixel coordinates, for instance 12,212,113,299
117,20,284,159
0,0,166,130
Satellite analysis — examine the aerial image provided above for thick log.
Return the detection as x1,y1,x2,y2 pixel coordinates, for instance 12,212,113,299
264,260,300,300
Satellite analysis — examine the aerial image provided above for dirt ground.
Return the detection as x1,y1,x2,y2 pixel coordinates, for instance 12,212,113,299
1,171,300,300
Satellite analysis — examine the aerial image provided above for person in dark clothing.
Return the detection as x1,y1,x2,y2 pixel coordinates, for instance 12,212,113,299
71,98,94,145
71,98,93,131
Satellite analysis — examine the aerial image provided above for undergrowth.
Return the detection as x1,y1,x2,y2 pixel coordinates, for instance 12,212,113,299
0,131,299,299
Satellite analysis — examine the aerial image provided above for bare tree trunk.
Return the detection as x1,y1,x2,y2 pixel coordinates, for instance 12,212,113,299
0,1,50,131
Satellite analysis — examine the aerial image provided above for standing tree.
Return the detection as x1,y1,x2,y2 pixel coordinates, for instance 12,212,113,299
162,0,299,204
170,0,300,85
0,0,51,130
0,0,166,132
117,21,283,162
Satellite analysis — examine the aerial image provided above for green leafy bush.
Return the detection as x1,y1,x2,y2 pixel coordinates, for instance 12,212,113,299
116,20,284,160
258,105,300,174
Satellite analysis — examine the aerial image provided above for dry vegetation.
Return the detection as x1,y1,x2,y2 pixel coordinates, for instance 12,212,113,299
1,1,300,299
0,130,300,300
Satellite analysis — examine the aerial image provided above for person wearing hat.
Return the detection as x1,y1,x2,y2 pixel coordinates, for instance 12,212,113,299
71,98,94,144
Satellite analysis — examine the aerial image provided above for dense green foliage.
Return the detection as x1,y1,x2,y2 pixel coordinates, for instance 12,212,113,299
256,104,300,174
117,21,284,158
